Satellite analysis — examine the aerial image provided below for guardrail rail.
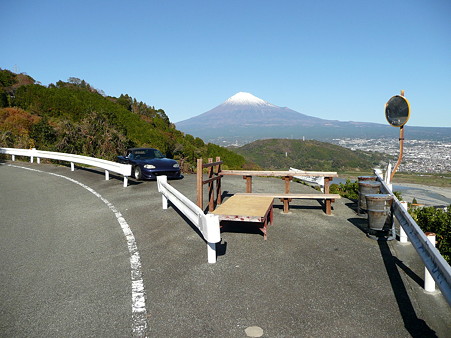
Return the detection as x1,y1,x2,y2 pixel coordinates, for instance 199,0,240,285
0,147,132,187
157,175,221,263
374,169,451,306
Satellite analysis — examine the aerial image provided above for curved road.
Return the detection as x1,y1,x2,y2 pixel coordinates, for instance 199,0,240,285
0,163,142,336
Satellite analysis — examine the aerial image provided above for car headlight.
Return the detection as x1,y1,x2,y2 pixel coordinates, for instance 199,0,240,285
144,164,156,169
173,163,179,168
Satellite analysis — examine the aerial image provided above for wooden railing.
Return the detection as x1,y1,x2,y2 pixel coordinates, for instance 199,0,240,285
196,157,223,212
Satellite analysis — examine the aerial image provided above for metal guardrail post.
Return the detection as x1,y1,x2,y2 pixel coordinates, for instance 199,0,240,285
205,214,219,264
425,232,437,292
30,148,35,163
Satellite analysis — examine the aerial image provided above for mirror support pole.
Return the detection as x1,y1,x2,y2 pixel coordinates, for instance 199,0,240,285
390,125,404,182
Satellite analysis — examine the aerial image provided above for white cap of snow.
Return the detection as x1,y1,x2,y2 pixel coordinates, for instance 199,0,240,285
224,92,276,107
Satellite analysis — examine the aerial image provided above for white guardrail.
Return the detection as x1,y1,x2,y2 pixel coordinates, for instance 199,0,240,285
0,147,132,187
374,169,451,306
157,175,221,263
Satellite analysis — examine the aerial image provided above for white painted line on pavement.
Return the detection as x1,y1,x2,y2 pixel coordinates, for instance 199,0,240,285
5,164,148,336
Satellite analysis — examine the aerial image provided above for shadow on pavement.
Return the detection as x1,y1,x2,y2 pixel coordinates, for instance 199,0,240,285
347,217,369,235
392,255,424,288
378,240,437,337
219,220,265,239
344,200,359,213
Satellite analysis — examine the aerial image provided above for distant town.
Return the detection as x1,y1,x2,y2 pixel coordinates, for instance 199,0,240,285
332,138,451,174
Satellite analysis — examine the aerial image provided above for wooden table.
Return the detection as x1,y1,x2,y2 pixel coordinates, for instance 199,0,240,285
211,195,274,240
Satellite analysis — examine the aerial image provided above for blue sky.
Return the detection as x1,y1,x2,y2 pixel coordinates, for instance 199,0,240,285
2,0,450,127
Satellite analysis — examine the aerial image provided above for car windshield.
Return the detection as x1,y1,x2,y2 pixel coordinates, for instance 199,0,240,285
133,149,164,160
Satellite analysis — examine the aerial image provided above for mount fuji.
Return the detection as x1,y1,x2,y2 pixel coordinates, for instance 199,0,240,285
177,92,326,129
175,92,447,145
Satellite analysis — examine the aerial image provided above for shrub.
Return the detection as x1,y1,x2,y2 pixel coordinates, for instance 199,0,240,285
330,179,359,200
410,206,451,264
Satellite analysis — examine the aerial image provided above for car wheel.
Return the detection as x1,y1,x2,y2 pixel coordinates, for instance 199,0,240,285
134,166,142,180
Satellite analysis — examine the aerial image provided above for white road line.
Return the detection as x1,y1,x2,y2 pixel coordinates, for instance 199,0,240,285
5,164,148,336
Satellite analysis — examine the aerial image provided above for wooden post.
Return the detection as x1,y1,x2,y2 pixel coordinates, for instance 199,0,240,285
208,158,214,212
282,176,293,213
197,158,203,209
324,177,331,215
216,157,222,205
284,176,292,193
244,176,252,193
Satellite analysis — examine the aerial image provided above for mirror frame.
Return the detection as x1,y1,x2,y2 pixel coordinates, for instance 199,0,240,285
385,95,410,127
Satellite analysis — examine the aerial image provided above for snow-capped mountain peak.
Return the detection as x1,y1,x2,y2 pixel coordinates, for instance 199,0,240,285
224,92,276,107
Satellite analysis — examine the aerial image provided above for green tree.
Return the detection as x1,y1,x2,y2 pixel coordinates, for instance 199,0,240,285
0,69,17,87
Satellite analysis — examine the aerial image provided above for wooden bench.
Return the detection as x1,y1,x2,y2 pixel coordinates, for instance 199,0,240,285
211,195,274,240
235,193,340,215
220,170,338,214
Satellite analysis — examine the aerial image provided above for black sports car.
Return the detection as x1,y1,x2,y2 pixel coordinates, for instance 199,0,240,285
117,148,182,180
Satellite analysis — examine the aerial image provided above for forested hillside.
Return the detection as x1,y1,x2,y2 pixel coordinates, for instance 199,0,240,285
234,139,389,172
0,69,245,171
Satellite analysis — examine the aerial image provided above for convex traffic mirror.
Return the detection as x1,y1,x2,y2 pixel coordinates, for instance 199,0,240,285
385,95,410,127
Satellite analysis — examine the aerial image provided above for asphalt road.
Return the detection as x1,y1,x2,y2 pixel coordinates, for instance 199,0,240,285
0,163,132,337
1,160,450,337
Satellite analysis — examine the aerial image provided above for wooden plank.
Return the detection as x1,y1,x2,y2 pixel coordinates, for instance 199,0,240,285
235,193,340,199
208,158,214,212
202,176,222,184
202,161,223,168
221,170,338,177
196,158,203,208
216,157,222,205
212,195,274,218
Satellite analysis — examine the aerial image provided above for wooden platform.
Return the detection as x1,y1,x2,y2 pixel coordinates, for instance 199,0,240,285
211,195,274,239
235,193,340,214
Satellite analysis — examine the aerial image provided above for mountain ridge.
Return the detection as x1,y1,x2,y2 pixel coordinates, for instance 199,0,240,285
176,92,451,144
